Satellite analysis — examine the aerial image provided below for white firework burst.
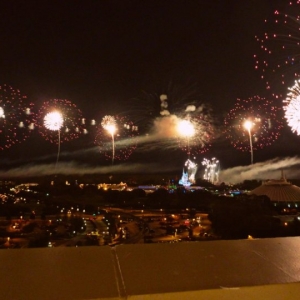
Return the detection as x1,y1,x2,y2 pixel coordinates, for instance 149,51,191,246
44,111,63,131
284,80,300,135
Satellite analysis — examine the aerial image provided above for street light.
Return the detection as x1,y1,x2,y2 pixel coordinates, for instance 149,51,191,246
244,120,254,165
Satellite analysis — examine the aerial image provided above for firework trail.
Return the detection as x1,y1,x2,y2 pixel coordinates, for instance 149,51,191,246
95,115,138,164
43,111,64,167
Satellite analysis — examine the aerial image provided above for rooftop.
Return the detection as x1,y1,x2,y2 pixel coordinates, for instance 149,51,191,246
250,173,300,202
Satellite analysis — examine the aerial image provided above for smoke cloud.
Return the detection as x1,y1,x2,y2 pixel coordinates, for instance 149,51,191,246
220,156,300,184
0,160,180,178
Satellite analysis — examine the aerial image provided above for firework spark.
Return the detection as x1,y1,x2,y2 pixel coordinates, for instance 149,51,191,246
224,95,283,152
254,1,300,97
0,84,35,150
95,115,138,163
284,79,300,135
185,159,198,183
202,157,220,184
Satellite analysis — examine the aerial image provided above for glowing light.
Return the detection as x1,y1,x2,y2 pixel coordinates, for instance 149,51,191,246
101,115,116,129
177,110,213,157
284,79,300,135
224,95,283,152
177,119,195,137
43,111,63,131
243,120,253,131
102,115,117,135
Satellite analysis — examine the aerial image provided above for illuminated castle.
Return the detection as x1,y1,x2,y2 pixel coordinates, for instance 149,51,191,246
179,170,191,186
179,159,197,186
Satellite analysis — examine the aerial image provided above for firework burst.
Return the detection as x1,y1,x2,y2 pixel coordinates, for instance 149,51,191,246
95,115,138,162
126,81,204,133
44,111,64,131
284,79,300,135
37,99,85,144
177,105,214,157
0,84,35,150
202,157,220,184
224,95,283,152
101,115,117,132
254,1,300,97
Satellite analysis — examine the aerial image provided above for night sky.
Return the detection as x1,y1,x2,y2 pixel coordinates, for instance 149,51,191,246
0,0,300,182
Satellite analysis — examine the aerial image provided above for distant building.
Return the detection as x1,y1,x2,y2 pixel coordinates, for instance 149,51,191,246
249,172,300,208
97,182,127,191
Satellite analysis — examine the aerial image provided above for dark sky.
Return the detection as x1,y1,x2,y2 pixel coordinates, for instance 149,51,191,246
0,0,299,180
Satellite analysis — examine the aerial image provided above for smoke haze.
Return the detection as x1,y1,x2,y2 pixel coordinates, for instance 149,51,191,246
219,156,300,184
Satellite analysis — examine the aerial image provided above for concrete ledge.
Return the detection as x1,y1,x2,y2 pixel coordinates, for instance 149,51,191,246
1,237,300,299
128,283,300,300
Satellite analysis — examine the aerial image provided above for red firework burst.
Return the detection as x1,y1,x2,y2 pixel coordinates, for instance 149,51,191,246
224,95,283,152
36,99,85,144
254,1,300,97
